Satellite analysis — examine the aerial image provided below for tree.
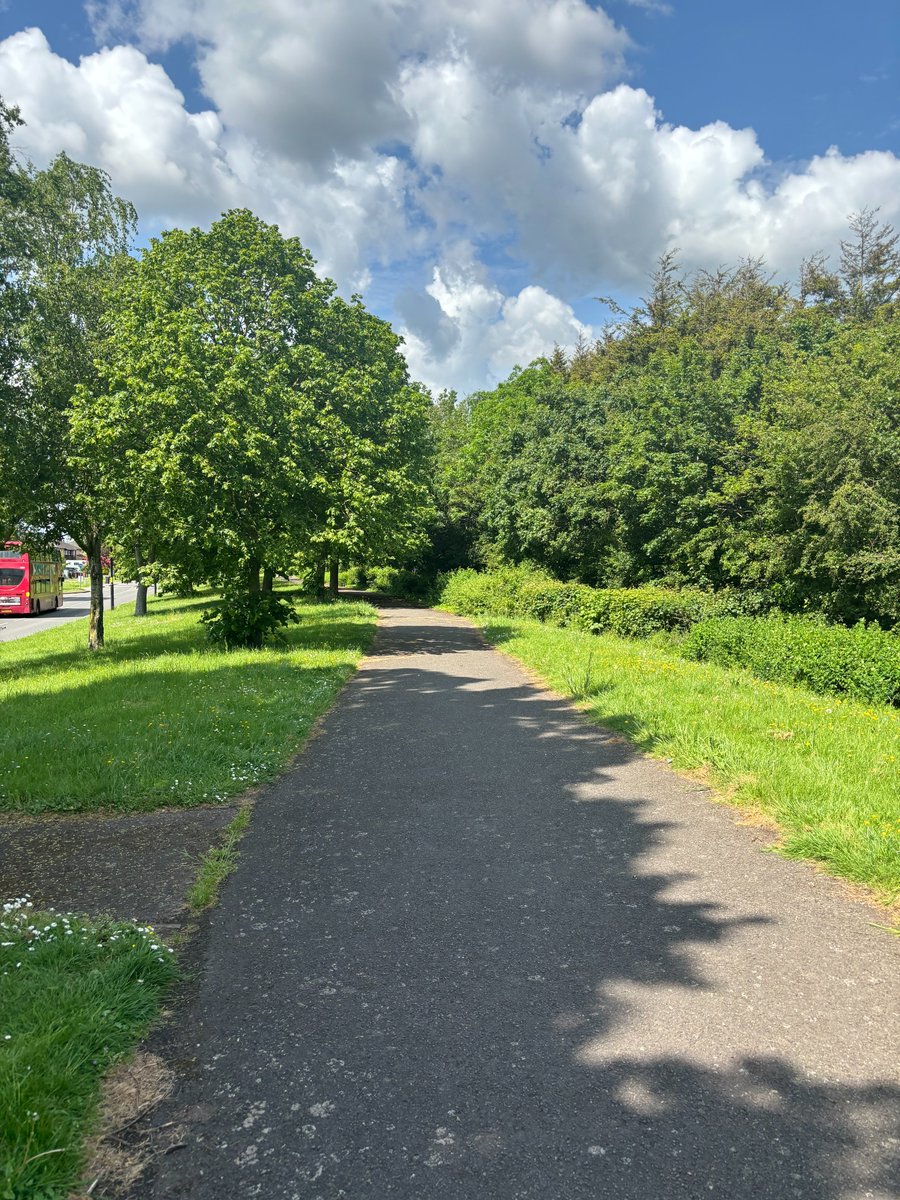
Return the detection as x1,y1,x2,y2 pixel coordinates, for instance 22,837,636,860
79,211,331,637
0,99,136,648
83,209,434,640
839,208,900,320
305,299,434,596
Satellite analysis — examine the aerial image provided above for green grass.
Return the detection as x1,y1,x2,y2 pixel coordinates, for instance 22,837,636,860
476,617,900,904
0,898,178,1199
0,592,377,813
187,806,252,912
62,579,88,593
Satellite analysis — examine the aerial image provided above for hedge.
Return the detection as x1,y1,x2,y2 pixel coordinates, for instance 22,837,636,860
683,614,900,706
438,567,730,636
438,567,900,706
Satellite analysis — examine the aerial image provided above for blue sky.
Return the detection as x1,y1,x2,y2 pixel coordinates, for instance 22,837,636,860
614,0,899,161
0,0,897,393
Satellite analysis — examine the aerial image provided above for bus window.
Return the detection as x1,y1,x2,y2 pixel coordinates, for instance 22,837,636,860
0,568,24,587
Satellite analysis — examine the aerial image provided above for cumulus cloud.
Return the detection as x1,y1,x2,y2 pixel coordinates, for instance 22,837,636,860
399,244,592,394
2,2,900,393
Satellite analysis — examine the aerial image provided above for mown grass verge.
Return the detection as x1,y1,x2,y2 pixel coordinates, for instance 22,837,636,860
0,898,178,1199
0,592,377,814
473,617,900,905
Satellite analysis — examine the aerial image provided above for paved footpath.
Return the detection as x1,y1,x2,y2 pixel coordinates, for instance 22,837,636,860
140,607,899,1200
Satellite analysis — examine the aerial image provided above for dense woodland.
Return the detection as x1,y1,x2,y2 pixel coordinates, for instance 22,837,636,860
425,225,900,630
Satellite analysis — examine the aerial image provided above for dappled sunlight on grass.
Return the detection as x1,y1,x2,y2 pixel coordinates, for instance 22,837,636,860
0,595,376,813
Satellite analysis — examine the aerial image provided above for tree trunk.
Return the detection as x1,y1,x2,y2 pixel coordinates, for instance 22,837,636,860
134,544,148,616
328,557,339,599
313,561,326,600
262,566,274,594
86,536,104,650
247,556,261,595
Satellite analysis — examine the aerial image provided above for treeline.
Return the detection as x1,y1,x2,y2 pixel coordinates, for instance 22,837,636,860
0,101,433,648
428,216,900,629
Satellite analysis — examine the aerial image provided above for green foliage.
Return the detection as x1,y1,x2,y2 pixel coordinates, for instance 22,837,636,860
0,107,135,646
438,566,581,621
434,233,900,629
0,898,177,1200
439,566,721,636
441,567,900,706
582,586,722,637
200,588,301,649
74,208,433,622
363,565,434,600
0,593,377,814
683,615,900,706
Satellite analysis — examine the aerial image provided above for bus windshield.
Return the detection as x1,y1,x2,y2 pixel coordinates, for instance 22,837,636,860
0,568,25,587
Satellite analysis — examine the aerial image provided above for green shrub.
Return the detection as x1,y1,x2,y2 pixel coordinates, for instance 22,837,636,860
439,568,723,636
200,588,300,649
338,565,367,588
583,586,724,637
683,614,900,706
438,565,587,624
362,565,434,601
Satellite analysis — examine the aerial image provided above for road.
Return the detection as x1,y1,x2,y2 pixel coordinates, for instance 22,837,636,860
0,582,139,644
137,605,898,1200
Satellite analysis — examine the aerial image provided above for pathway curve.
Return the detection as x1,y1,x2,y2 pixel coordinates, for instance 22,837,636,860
140,606,899,1200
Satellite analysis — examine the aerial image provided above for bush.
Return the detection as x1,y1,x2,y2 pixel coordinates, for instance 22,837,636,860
583,587,725,638
438,565,589,624
338,565,367,589
364,565,434,601
200,588,300,649
439,568,723,636
683,614,900,706
439,567,900,706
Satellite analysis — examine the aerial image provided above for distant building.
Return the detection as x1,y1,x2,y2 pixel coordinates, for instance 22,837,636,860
55,537,85,561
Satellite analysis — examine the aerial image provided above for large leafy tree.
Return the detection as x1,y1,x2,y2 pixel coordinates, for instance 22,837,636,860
81,208,434,636
78,210,333,604
0,100,135,648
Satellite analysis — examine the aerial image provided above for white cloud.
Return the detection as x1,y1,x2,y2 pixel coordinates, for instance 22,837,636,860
399,245,593,394
2,3,900,394
621,0,673,14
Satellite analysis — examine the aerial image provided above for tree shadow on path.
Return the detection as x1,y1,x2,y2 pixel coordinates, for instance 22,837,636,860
139,611,900,1200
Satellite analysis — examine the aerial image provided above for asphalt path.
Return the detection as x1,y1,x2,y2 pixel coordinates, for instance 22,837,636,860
140,606,899,1200
0,582,138,644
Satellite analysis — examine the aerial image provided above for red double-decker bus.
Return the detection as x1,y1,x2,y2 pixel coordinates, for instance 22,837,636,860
0,542,64,616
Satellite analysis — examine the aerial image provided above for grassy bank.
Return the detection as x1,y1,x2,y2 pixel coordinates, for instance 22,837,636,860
0,592,377,813
476,617,899,904
0,898,178,1199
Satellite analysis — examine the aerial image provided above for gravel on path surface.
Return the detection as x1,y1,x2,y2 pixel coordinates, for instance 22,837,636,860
136,606,899,1200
